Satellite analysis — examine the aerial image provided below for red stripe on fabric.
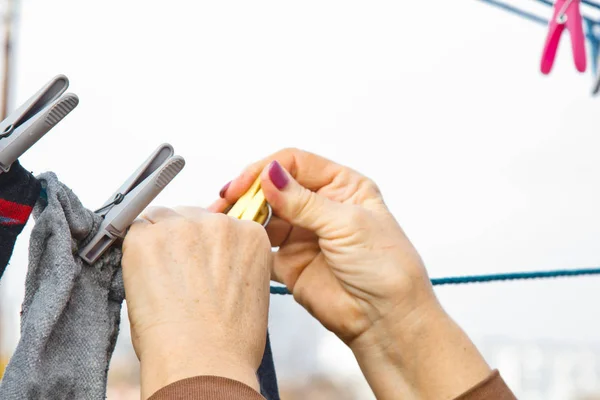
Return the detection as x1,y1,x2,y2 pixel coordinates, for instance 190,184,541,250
0,198,33,225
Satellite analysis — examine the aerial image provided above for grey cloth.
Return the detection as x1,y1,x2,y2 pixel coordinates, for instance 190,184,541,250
0,172,124,400
0,172,281,400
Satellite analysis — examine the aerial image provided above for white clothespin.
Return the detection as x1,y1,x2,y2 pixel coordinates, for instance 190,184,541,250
79,144,185,264
0,75,78,172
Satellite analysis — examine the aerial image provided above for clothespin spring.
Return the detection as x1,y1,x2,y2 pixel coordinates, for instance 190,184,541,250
557,0,576,23
79,144,185,264
94,193,126,216
0,75,79,173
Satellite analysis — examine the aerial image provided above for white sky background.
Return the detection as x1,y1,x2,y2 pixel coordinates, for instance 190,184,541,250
1,0,600,392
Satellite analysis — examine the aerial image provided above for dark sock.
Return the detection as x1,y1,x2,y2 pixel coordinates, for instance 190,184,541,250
0,161,41,279
258,332,280,400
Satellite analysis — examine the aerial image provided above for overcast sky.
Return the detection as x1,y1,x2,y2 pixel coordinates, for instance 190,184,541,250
2,0,600,393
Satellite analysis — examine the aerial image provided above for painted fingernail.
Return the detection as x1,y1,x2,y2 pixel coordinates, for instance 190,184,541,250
268,161,289,190
219,181,232,198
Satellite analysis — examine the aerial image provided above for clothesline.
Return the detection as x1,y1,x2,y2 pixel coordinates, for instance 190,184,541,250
479,0,548,24
520,0,600,11
270,267,600,294
477,0,600,27
579,0,600,10
477,0,600,93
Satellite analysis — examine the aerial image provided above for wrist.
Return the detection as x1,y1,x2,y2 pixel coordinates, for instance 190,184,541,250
349,293,443,371
350,298,491,400
137,323,260,399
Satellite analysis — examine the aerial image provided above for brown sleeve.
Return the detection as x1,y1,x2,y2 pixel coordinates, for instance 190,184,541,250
455,370,517,400
148,376,265,400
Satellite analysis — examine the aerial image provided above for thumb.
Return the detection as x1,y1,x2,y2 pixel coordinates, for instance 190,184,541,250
260,161,343,237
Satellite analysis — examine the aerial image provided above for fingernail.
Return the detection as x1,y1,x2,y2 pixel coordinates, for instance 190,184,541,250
219,181,232,198
268,161,289,190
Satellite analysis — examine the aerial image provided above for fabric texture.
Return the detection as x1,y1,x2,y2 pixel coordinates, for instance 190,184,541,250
150,376,266,400
0,172,124,400
0,172,281,400
147,333,279,400
0,161,41,279
150,369,515,400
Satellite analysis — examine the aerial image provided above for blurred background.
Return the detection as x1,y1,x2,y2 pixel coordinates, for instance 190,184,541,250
0,0,600,399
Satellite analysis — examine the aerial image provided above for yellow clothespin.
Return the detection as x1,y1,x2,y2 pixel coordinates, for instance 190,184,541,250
227,176,272,226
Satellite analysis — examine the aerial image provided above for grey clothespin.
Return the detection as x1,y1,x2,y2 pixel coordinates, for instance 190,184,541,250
0,75,78,172
79,143,185,264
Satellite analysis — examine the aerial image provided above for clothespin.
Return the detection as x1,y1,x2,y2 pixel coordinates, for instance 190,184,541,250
541,0,587,74
227,176,272,226
0,75,78,173
478,0,600,93
79,144,185,264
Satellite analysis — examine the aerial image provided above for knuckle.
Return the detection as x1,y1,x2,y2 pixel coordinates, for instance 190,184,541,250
121,236,136,256
238,220,271,250
348,175,384,205
238,218,264,235
205,212,235,230
123,224,150,251
159,217,198,241
238,218,258,232
173,206,206,219
346,207,370,230
162,215,191,230
198,213,236,242
122,224,163,265
253,225,271,249
122,228,138,248
279,147,301,156
361,177,381,195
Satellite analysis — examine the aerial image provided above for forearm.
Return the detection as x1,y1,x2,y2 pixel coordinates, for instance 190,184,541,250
351,302,492,400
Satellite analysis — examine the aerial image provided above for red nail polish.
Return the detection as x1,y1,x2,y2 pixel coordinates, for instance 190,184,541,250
268,161,289,190
219,181,232,198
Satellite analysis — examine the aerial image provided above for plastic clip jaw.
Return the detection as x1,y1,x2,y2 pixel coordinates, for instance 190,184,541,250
0,75,78,173
541,0,587,74
78,143,186,264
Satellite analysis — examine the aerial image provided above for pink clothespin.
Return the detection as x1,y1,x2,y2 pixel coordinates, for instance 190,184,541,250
541,0,587,74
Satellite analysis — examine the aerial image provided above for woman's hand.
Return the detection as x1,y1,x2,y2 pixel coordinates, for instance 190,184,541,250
122,207,271,399
214,148,433,347
213,148,491,400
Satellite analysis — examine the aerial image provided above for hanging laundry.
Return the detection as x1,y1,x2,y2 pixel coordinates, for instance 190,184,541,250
0,172,282,399
0,147,281,399
0,172,124,399
0,74,279,398
541,0,587,74
0,74,79,278
0,161,40,279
